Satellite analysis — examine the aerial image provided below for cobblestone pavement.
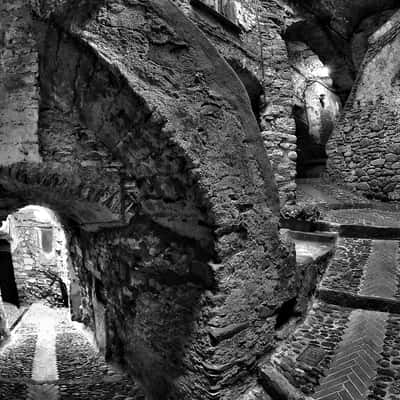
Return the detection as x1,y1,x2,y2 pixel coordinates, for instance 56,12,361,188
319,238,372,295
271,301,352,395
313,310,388,400
0,303,144,400
272,183,400,400
359,241,399,299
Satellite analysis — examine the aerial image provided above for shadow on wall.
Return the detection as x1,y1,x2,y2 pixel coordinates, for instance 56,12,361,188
0,240,19,307
226,58,264,125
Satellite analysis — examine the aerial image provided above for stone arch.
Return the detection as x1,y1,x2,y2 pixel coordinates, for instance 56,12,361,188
284,20,355,100
0,201,85,312
0,163,122,230
0,1,299,399
283,23,342,177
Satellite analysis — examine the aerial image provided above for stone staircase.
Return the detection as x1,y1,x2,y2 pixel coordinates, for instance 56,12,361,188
260,182,400,400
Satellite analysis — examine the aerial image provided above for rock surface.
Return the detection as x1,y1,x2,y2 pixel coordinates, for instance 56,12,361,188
0,1,302,399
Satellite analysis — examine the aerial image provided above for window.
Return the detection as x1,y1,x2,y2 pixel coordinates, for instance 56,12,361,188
41,227,53,254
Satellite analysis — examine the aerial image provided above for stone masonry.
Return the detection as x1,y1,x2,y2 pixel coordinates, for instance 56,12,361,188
327,11,400,200
174,0,298,204
0,0,41,165
5,206,69,306
0,1,301,399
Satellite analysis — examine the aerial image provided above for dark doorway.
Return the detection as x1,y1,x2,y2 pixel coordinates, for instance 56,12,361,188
0,240,19,307
293,105,328,178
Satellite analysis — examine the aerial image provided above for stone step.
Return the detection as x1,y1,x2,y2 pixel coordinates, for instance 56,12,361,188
318,239,400,313
317,289,400,314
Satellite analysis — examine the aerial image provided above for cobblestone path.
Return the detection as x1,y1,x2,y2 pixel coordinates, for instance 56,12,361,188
359,241,399,299
313,310,388,400
0,303,144,400
272,191,400,400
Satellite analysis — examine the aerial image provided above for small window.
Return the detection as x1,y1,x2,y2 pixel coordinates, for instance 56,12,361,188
41,228,53,253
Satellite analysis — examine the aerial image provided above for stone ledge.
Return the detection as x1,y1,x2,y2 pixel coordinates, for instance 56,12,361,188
317,288,400,314
258,363,311,400
281,218,400,239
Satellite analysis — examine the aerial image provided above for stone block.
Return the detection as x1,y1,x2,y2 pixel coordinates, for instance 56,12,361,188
370,159,385,166
385,153,398,162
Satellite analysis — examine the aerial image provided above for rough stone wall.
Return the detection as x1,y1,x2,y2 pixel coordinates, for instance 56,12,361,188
173,0,298,204
327,11,400,200
0,1,303,399
257,2,298,204
0,0,41,165
7,207,69,306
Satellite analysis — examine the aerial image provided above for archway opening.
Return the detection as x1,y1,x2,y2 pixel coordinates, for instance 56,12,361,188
0,239,19,307
285,39,342,178
0,205,71,310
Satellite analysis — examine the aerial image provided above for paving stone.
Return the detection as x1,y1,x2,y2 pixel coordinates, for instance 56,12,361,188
271,301,352,395
319,238,371,295
31,304,58,382
359,241,399,299
0,304,144,399
27,383,59,400
287,180,400,400
0,308,38,380
314,310,388,400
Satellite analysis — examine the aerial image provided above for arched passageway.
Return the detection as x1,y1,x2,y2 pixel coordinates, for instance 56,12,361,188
1,206,71,309
0,203,145,399
284,24,342,178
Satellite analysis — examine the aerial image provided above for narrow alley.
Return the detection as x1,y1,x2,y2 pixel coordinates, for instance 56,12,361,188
0,303,143,400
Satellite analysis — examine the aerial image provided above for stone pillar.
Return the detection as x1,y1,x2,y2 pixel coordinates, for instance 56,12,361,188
258,5,297,205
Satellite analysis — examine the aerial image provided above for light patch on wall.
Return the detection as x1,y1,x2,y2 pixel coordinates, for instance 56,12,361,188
21,205,55,224
316,66,331,78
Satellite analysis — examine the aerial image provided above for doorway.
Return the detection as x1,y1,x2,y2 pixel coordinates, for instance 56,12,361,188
0,240,19,307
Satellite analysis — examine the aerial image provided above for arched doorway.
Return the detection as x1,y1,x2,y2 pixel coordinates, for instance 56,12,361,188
2,205,71,309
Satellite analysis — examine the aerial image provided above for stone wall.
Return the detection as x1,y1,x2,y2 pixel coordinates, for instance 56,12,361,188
0,1,306,399
327,11,400,200
6,206,69,306
173,0,298,204
0,0,41,165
